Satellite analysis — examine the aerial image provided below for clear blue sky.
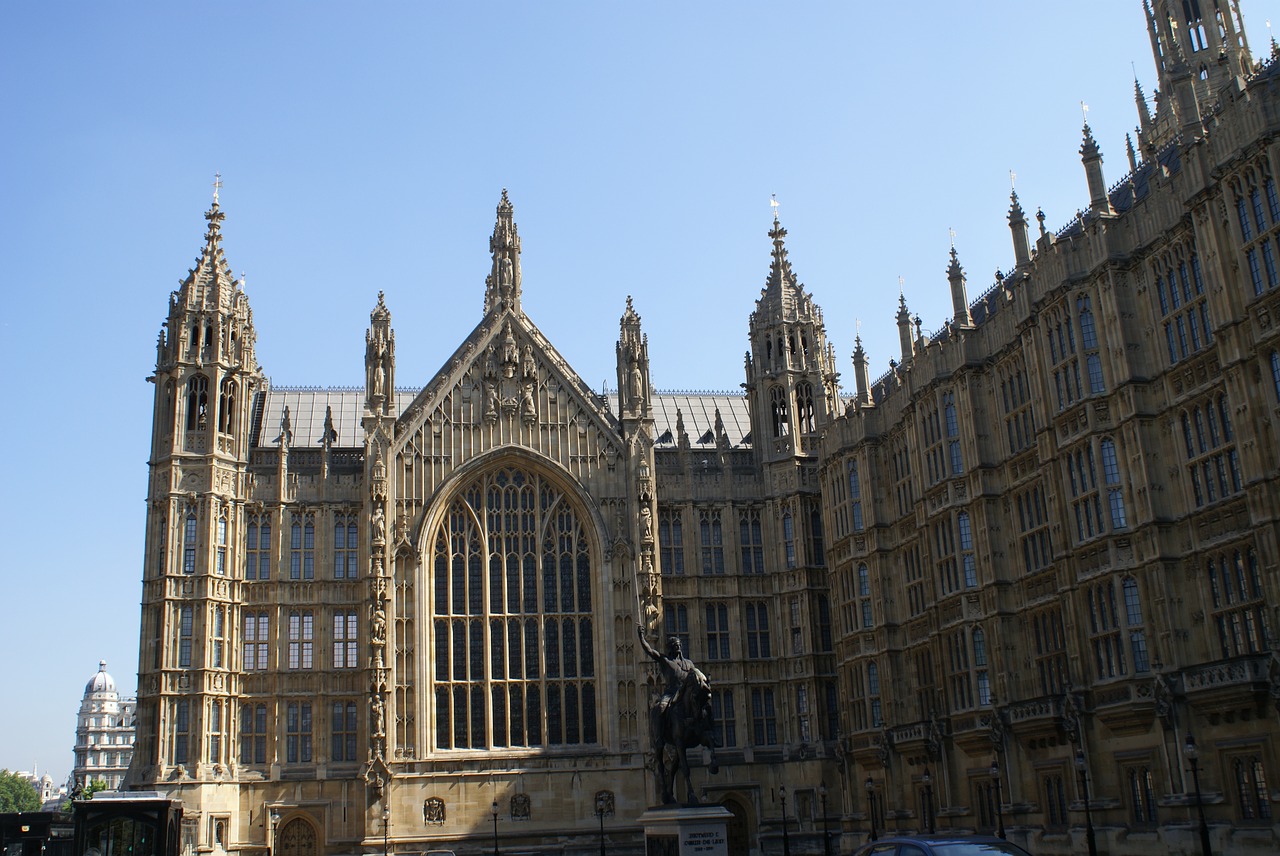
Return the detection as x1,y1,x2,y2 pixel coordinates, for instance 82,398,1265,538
3,0,1276,784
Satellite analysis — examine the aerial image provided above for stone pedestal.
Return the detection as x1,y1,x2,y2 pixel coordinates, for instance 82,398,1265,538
637,805,733,856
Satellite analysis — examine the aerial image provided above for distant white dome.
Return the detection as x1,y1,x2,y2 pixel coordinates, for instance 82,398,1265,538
85,661,116,695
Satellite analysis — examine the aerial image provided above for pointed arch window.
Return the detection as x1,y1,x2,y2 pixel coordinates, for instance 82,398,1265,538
290,514,315,580
215,511,228,575
211,605,225,669
769,386,790,437
245,514,271,580
659,508,684,575
333,512,358,579
973,627,990,706
1271,351,1280,402
782,512,796,568
795,382,816,434
868,661,882,727
177,605,193,668
240,706,268,762
1231,162,1280,295
847,459,864,532
1153,243,1212,364
183,511,198,575
208,700,223,764
858,563,873,628
217,380,237,434
163,380,175,434
170,700,190,766
1180,395,1242,508
1122,577,1150,672
429,466,597,750
739,509,764,574
699,510,724,575
186,375,208,431
1207,546,1270,658
1088,579,1126,679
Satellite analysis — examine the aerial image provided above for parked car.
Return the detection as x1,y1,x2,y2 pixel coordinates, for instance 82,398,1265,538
854,835,1034,856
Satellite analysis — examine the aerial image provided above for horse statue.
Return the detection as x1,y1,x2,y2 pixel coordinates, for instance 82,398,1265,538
638,625,721,805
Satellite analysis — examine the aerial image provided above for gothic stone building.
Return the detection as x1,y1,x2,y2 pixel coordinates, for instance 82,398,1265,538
129,3,1280,855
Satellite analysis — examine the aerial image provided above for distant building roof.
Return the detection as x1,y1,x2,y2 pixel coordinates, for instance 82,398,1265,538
85,661,115,695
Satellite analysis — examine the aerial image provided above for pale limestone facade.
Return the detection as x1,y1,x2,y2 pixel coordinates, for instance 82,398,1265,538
127,3,1280,855
74,662,136,792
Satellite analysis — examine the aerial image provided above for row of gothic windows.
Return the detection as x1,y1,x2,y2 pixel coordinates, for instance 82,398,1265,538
843,575,1151,727
165,509,360,580
237,611,359,672
659,508,766,575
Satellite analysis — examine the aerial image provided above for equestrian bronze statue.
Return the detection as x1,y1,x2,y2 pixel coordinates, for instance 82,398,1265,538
637,623,720,805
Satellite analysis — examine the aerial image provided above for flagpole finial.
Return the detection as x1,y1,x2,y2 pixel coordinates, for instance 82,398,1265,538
1009,170,1017,191
770,193,780,223
1081,101,1090,125
212,172,223,205
948,227,957,249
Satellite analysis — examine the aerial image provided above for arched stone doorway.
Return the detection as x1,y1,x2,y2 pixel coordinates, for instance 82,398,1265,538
721,795,752,855
276,817,317,856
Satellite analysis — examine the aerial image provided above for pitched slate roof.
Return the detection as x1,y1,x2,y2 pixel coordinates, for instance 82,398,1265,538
251,387,754,448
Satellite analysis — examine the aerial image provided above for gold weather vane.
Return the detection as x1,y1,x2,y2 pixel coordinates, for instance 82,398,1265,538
770,193,780,221
213,172,223,205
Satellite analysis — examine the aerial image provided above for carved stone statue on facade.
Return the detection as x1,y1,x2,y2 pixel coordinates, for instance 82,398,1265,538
1154,672,1176,730
371,505,386,546
638,624,719,805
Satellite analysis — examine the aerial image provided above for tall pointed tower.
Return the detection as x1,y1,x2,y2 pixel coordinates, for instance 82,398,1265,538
1142,0,1254,148
131,183,262,787
744,212,839,756
745,215,840,462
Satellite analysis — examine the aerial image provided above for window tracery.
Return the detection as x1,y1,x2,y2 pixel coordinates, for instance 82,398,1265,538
429,466,597,750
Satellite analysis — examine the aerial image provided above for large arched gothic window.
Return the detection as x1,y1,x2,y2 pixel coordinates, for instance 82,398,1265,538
430,466,597,750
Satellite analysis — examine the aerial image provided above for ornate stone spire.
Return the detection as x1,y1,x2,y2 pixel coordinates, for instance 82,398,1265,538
1008,188,1031,268
365,291,395,416
896,291,915,365
1080,119,1114,216
616,295,650,417
483,189,522,315
763,215,800,312
948,246,972,328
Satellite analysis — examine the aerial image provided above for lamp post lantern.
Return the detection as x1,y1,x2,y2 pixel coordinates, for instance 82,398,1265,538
865,777,878,843
778,785,791,856
489,800,499,856
1074,749,1098,856
269,810,281,856
819,782,832,856
381,806,389,856
922,769,934,834
1184,735,1213,856
989,761,1005,840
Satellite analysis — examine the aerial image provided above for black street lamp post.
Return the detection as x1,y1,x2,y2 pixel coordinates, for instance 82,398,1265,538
819,782,832,856
269,810,281,856
490,800,499,856
381,806,389,856
922,769,934,834
778,786,791,856
865,777,878,843
1074,749,1098,856
594,793,609,856
1184,735,1213,856
989,761,1005,840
